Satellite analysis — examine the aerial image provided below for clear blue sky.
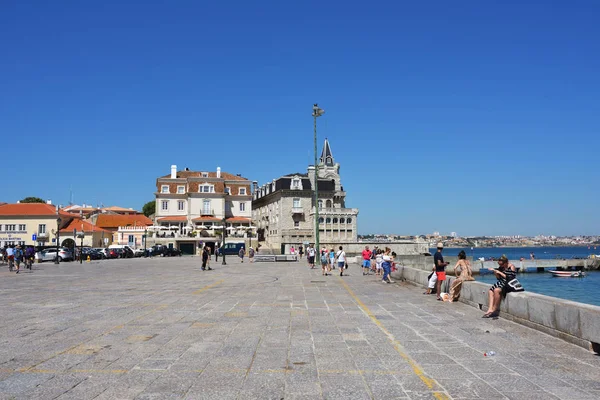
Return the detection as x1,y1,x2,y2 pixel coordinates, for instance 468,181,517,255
1,1,598,236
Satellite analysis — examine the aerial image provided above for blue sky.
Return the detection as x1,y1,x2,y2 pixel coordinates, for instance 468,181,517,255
1,1,598,236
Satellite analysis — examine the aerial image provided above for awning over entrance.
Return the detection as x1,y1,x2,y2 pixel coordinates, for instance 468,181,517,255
157,216,188,222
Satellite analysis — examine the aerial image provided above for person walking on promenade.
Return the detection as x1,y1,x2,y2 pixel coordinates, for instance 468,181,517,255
215,246,219,262
335,246,346,276
290,246,295,257
239,247,245,263
201,246,212,270
6,246,15,271
25,245,35,269
307,244,316,269
382,247,394,283
298,245,304,261
434,243,449,301
361,246,372,276
320,247,330,276
530,252,535,260
328,248,335,270
448,250,474,301
375,249,383,276
14,245,24,274
483,255,523,318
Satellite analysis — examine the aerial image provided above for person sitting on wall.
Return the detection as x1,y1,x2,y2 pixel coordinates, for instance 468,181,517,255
483,255,524,318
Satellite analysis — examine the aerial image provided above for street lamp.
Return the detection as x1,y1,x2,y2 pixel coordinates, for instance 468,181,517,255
143,228,147,257
222,188,228,265
55,206,61,264
312,103,325,254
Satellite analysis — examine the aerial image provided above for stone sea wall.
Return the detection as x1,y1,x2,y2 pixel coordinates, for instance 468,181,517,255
391,265,600,354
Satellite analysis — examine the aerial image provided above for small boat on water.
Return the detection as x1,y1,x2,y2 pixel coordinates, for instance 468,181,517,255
549,270,586,278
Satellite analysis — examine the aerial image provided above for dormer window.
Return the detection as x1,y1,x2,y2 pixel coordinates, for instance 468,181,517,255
201,172,208,178
177,185,185,194
199,184,214,193
291,178,301,189
161,185,169,193
239,187,246,195
225,187,231,195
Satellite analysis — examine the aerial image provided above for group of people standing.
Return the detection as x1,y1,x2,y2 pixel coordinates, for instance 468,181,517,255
361,245,395,283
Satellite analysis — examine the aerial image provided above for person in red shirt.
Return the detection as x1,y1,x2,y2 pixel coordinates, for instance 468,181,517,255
361,246,372,276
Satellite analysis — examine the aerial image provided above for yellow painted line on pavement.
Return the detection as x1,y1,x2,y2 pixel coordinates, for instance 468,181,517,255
192,280,224,295
338,278,450,400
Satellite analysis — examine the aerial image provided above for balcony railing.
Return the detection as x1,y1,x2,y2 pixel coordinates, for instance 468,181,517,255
310,207,359,215
200,209,215,216
291,207,304,214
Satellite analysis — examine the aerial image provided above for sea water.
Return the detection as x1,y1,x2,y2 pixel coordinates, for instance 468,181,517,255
477,271,600,307
429,246,598,260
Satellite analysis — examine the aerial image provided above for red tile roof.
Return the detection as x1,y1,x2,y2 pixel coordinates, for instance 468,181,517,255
60,218,110,233
0,203,71,217
226,217,251,223
160,170,249,181
156,216,188,222
192,216,221,222
95,214,153,228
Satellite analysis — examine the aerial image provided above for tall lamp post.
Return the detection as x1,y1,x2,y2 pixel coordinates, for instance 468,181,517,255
222,189,228,265
55,206,61,264
312,103,325,253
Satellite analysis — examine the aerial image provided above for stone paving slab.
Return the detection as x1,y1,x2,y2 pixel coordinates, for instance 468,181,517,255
1,257,600,399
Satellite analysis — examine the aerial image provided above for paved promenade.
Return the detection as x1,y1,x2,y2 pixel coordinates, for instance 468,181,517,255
1,257,600,400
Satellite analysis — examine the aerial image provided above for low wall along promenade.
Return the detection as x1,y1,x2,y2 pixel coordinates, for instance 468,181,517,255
389,263,600,354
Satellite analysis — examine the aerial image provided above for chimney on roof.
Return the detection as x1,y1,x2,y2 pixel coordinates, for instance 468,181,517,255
170,165,177,179
216,167,221,178
46,200,52,205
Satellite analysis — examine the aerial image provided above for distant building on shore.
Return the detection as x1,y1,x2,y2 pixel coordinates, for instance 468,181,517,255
252,139,359,253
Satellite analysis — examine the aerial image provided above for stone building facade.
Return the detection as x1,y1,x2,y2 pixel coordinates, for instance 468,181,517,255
252,139,359,253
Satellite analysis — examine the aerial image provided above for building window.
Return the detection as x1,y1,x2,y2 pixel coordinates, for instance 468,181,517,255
346,218,352,223
201,172,208,177
18,224,26,231
294,221,300,227
225,187,231,195
128,235,134,243
318,200,323,209
177,185,185,194
200,185,214,193
240,202,246,212
178,200,185,211
203,200,211,215
291,178,300,189
293,198,301,208
319,217,324,223
326,199,332,208
38,224,46,234
161,185,169,193
161,200,169,211
326,218,331,223
333,218,338,223
239,187,246,195
5,224,16,231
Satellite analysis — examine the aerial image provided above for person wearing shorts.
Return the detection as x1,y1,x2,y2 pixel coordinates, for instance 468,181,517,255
336,246,346,276
433,242,449,301
361,246,372,276
307,245,315,268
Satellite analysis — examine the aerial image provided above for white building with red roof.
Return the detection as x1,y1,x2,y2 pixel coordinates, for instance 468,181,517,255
0,202,72,247
153,165,254,255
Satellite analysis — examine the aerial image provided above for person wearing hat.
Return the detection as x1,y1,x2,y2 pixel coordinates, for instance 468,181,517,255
483,255,523,318
433,242,449,301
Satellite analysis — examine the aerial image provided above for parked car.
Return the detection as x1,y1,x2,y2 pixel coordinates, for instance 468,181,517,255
81,248,103,260
133,248,145,257
150,245,181,257
38,248,73,262
219,242,246,255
